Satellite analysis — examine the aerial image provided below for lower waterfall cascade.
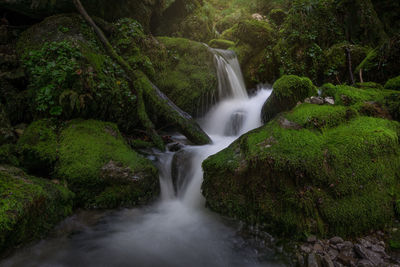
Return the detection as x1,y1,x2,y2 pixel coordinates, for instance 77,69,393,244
2,49,286,267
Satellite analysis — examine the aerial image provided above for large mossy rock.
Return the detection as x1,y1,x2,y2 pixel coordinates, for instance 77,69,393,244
261,75,317,123
56,120,159,208
202,104,400,238
0,0,164,31
153,37,218,117
0,165,74,253
225,19,277,87
17,14,141,133
385,76,400,91
17,119,57,176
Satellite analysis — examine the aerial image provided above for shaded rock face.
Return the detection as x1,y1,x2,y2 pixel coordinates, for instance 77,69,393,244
202,102,400,239
0,165,74,254
0,0,164,31
261,75,317,124
171,149,195,195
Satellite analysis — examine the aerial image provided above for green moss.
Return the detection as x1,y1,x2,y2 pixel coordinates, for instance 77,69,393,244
261,75,317,123
285,104,356,129
385,76,400,91
154,37,217,116
203,115,400,238
274,75,316,100
0,144,19,166
208,39,235,50
0,165,74,253
233,19,274,46
17,119,57,176
17,14,142,133
321,84,386,106
56,119,158,208
269,9,287,25
221,25,237,41
384,93,400,121
355,82,383,90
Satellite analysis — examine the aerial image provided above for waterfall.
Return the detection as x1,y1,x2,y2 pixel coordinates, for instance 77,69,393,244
2,50,280,267
212,48,248,99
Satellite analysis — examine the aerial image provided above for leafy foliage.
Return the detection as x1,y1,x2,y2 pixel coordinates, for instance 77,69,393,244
23,41,82,116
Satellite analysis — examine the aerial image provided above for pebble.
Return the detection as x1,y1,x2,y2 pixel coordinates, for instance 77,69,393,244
329,236,344,245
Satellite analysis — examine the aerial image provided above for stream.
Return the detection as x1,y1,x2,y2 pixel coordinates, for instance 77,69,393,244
1,49,287,267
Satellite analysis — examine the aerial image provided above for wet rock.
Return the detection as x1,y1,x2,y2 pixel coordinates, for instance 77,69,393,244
354,244,382,266
225,110,246,136
324,97,335,105
337,252,356,266
171,149,195,195
251,13,264,21
329,237,344,245
327,248,339,260
277,116,302,130
313,243,324,253
308,235,317,243
310,96,324,105
101,160,142,184
357,259,374,267
301,244,313,254
307,253,321,267
168,142,184,152
322,255,335,267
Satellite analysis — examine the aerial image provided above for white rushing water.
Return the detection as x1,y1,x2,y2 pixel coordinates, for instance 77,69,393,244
2,50,282,267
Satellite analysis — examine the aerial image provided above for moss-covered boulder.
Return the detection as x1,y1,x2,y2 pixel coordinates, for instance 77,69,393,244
268,8,287,26
56,120,159,208
208,39,235,50
202,105,400,238
385,76,400,91
0,0,164,31
261,75,317,123
17,119,57,176
226,19,277,87
0,165,74,253
17,14,141,133
153,37,217,116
